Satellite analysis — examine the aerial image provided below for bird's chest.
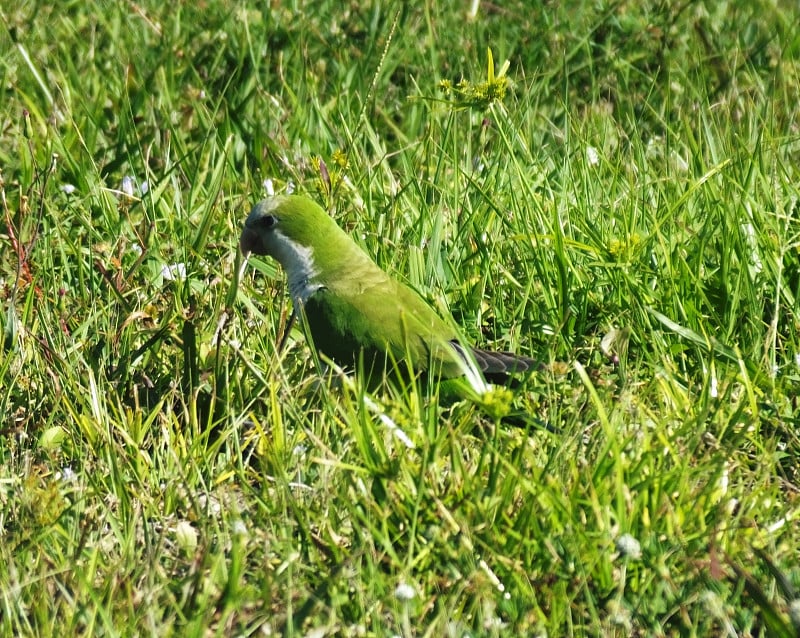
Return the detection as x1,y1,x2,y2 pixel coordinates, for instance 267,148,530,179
302,292,383,369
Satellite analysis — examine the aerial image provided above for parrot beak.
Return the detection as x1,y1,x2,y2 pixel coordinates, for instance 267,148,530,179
239,224,263,256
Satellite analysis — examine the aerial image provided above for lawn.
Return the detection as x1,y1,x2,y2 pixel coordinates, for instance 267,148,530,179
1,1,799,635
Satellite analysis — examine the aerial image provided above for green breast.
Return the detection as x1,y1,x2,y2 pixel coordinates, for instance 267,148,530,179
303,292,390,374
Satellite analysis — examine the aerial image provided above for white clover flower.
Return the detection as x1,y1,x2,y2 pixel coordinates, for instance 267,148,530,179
393,582,416,601
615,533,642,560
586,146,600,166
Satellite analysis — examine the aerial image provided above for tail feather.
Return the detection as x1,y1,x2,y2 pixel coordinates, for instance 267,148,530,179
450,341,540,383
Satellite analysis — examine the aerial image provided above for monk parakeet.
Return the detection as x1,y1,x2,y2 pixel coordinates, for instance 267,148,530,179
240,194,537,389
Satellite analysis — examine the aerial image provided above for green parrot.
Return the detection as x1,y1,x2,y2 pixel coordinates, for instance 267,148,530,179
240,194,537,392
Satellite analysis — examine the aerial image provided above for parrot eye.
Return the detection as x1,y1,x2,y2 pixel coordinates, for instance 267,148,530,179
260,214,278,229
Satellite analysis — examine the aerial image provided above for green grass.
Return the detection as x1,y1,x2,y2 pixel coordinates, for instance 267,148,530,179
2,0,800,635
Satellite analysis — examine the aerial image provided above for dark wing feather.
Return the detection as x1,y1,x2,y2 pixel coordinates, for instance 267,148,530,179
450,341,540,384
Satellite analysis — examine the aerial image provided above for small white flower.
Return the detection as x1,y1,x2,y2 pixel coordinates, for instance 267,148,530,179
161,263,187,281
58,466,77,482
231,518,248,538
615,533,641,560
121,175,135,197
586,146,600,166
394,582,416,601
60,183,77,194
263,178,275,196
121,175,149,197
286,181,295,194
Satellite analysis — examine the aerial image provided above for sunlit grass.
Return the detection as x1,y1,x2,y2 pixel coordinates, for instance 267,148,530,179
2,1,800,636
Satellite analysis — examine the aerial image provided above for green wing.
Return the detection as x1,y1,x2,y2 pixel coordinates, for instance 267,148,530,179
302,276,462,377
